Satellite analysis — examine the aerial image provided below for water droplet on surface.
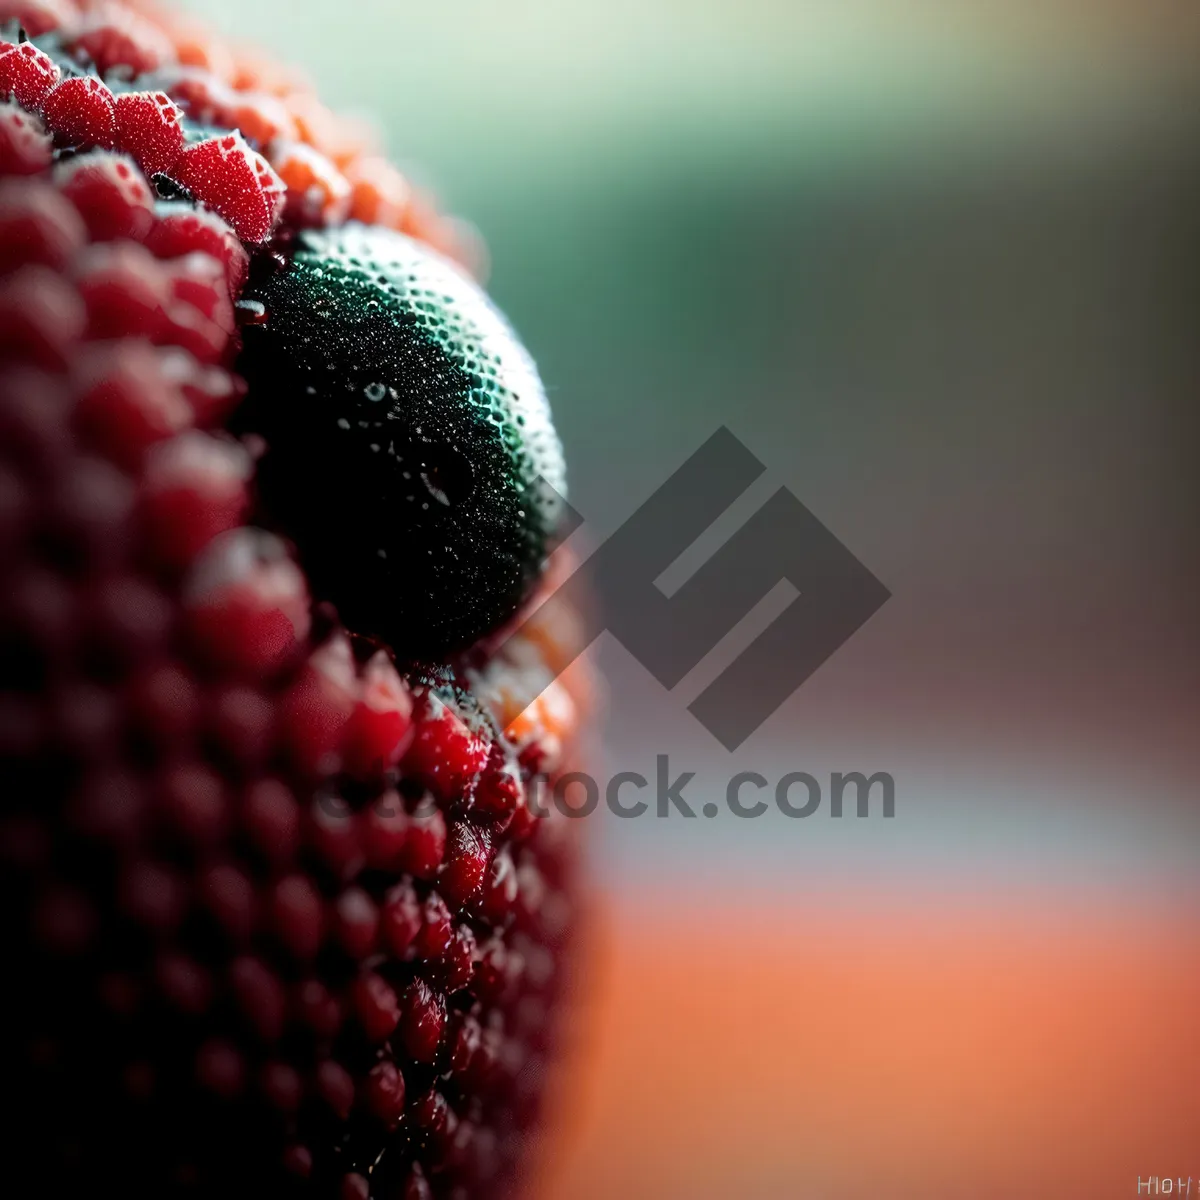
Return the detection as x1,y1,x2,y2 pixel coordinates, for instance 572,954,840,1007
364,382,387,403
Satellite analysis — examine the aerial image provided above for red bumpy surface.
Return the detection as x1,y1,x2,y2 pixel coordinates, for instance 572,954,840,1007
0,3,587,1198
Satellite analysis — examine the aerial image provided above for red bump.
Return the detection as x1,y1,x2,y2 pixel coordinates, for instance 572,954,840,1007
0,39,59,109
119,859,185,934
139,431,250,573
0,101,51,174
331,886,379,960
260,1061,303,1113
294,978,341,1040
342,650,412,779
70,5,175,77
163,251,235,333
241,777,300,864
198,860,256,943
0,264,85,368
399,978,445,1063
0,1,75,38
71,341,191,470
351,972,400,1044
0,178,87,275
399,796,446,880
314,1059,354,1121
380,880,421,958
221,89,297,147
270,873,323,961
230,955,286,1041
156,761,227,847
56,151,154,242
364,1060,406,1127
278,632,357,778
126,660,200,750
145,203,248,299
183,529,310,679
195,1038,243,1099
114,90,184,177
359,789,409,871
412,892,451,960
341,1174,370,1200
402,690,490,802
173,132,285,244
281,1144,312,1180
41,76,116,149
206,683,273,773
72,241,166,340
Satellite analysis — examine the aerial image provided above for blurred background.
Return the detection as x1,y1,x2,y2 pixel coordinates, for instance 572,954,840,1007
189,2,1200,1195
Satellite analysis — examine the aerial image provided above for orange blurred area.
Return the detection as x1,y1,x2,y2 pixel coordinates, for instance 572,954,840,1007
536,893,1200,1199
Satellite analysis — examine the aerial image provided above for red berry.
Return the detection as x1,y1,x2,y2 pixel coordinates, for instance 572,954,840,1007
114,90,184,177
0,39,59,109
163,250,235,333
476,849,518,928
126,660,200,750
196,1038,244,1099
351,972,400,1044
439,820,493,909
41,77,117,149
0,178,87,275
399,978,444,1063
473,754,524,825
277,632,356,777
402,690,490,802
282,1144,312,1180
119,859,185,934
306,791,362,878
72,241,165,340
0,101,51,174
173,132,285,244
71,341,192,470
341,1173,371,1200
206,684,273,772
138,431,250,573
69,6,175,77
399,796,446,880
364,1060,405,1126
261,1061,303,1113
342,650,412,778
294,978,341,1041
0,1,72,38
0,264,84,368
198,860,256,944
440,924,477,993
331,886,378,959
315,1058,355,1120
156,761,227,848
359,789,409,871
145,203,249,299
380,880,420,958
56,151,154,242
156,952,212,1015
241,777,300,865
183,529,310,679
230,956,286,1041
270,873,323,961
413,892,451,960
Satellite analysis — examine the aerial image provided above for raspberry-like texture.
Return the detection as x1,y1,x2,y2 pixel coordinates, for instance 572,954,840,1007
0,4,587,1199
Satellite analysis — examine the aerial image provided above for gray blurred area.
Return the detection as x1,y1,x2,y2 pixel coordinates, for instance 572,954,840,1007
185,0,1200,895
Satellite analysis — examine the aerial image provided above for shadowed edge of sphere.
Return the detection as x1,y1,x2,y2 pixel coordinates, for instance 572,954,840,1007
235,224,566,664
